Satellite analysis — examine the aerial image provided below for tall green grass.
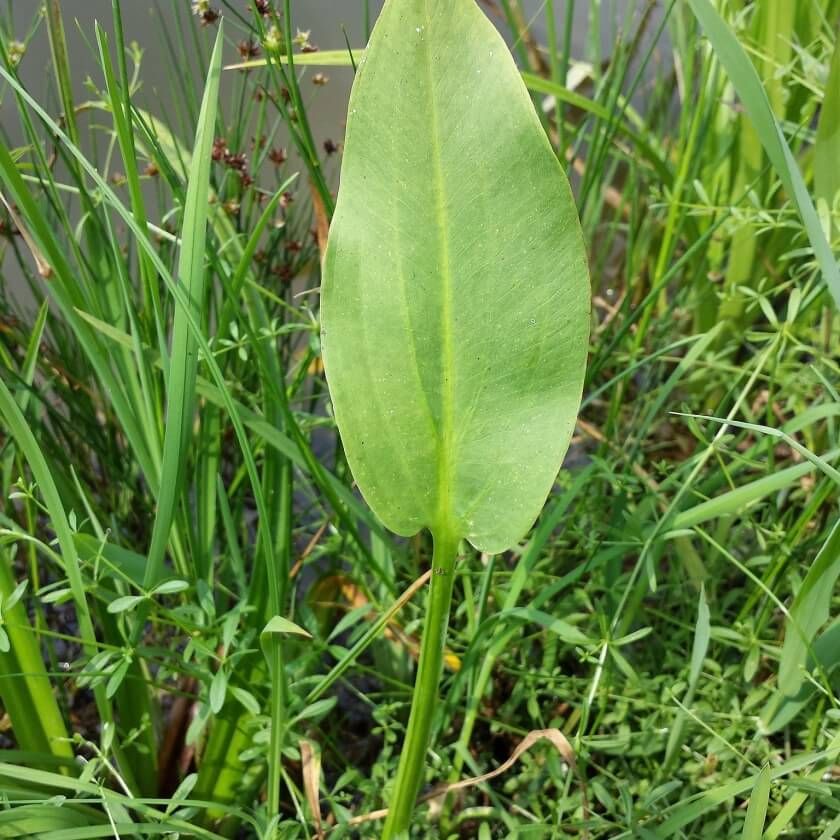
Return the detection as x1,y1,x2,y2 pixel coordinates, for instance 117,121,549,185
0,0,836,837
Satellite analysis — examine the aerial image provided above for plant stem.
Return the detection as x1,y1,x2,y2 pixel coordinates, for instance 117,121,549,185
381,528,459,839
267,639,287,820
281,0,335,219
45,0,80,149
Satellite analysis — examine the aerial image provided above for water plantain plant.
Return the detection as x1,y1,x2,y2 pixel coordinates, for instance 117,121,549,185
320,1,590,833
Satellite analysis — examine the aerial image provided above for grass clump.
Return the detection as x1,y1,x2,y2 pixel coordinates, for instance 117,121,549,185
0,1,837,838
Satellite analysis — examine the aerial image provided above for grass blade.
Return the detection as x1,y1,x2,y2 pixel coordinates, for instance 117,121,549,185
0,552,73,765
815,36,840,229
141,23,224,592
663,584,710,770
742,764,772,840
777,518,840,696
0,377,131,780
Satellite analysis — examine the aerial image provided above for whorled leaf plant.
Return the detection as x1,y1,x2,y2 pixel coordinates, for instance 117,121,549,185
320,0,590,834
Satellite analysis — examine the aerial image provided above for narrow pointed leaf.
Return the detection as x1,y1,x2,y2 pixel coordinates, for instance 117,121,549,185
815,37,840,228
143,23,224,590
778,518,840,696
107,594,146,614
742,764,772,840
321,0,590,552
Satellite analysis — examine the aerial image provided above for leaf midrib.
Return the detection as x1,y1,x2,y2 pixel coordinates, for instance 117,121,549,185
422,1,457,537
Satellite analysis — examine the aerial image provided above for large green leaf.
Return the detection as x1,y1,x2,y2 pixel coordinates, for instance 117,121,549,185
321,0,590,553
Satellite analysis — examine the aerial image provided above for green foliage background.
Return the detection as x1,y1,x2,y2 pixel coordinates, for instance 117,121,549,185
0,1,838,837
